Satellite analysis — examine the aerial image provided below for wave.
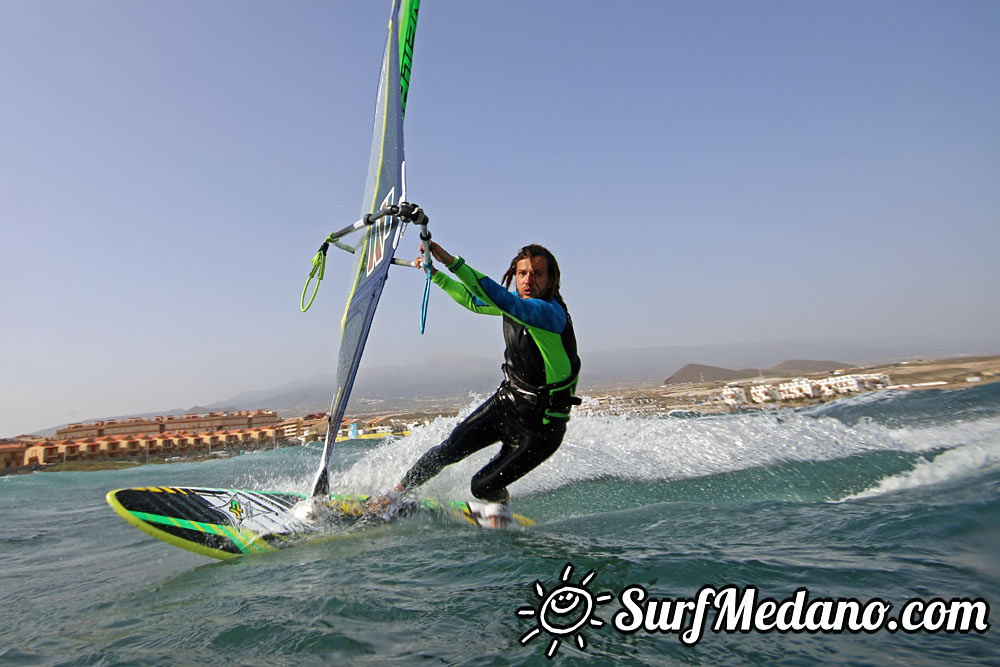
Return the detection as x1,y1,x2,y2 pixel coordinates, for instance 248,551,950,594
304,385,1000,509
842,437,1000,501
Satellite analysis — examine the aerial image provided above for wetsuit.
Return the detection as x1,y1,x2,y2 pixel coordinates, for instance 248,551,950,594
399,256,580,502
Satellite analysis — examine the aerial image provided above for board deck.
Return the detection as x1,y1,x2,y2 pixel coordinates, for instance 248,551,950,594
106,486,534,560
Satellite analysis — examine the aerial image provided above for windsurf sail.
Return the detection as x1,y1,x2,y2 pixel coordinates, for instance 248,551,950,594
311,0,421,496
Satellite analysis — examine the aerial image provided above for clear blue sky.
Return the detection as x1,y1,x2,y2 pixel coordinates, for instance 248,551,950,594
2,0,998,437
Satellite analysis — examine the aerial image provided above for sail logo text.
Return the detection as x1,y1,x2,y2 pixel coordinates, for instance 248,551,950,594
366,188,397,276
515,564,991,658
399,0,418,114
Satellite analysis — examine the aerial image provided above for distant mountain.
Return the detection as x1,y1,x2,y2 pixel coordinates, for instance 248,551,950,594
578,340,917,386
767,359,852,375
203,375,339,416
202,353,501,417
664,359,852,385
664,364,764,384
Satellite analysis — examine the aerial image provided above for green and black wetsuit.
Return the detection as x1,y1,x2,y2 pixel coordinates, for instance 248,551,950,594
399,256,581,502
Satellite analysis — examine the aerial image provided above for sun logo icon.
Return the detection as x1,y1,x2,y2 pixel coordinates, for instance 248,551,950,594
516,562,615,659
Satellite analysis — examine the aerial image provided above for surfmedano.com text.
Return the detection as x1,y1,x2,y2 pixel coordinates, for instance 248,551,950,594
613,585,991,646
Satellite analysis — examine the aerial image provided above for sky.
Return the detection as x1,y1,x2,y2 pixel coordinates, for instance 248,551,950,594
2,0,998,437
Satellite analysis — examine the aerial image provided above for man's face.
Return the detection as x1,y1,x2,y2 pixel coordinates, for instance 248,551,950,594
515,255,551,300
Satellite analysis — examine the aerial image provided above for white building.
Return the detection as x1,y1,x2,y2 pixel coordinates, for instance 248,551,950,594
737,373,891,406
778,379,814,400
722,386,748,406
811,378,838,398
831,375,860,394
750,384,779,403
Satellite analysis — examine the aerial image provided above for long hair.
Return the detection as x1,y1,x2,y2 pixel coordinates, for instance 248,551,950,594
501,244,567,309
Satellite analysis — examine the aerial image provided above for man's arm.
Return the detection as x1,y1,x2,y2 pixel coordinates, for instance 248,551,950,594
431,264,502,316
448,259,567,333
416,240,566,331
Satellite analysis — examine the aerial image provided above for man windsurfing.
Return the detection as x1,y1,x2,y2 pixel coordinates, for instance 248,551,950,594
373,209,581,528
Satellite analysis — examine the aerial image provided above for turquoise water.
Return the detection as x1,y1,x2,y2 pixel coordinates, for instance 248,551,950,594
1,384,997,665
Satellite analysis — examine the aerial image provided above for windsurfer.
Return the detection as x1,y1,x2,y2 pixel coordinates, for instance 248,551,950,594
372,216,581,528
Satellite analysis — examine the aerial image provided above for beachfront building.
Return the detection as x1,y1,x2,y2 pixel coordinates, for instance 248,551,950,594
722,386,748,406
364,416,405,436
862,373,891,391
278,413,326,442
750,384,779,403
5,409,421,473
831,375,861,394
0,441,32,470
299,414,331,442
335,415,412,440
778,379,815,400
811,378,839,398
19,426,290,467
738,373,892,406
55,410,280,441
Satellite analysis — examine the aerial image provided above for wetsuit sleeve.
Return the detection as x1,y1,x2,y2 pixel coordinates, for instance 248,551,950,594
431,262,502,316
444,256,567,333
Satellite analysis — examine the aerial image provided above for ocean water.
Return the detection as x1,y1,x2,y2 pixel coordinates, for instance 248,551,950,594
1,384,997,665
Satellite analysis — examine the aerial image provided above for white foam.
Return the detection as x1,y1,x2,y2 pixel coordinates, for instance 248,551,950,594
884,415,1000,453
320,394,1000,501
531,405,909,490
841,426,1000,501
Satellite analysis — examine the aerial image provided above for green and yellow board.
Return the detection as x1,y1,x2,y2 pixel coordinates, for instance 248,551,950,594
106,486,534,560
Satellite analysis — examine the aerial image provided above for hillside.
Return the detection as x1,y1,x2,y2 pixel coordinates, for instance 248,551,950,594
664,359,852,385
664,364,763,384
767,359,853,375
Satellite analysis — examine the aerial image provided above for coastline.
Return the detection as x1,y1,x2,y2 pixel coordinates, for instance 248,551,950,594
580,354,1000,417
6,355,998,475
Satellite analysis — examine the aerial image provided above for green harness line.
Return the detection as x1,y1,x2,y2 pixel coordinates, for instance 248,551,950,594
300,238,331,313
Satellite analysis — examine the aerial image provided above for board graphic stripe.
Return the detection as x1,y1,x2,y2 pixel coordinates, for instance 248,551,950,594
130,510,266,555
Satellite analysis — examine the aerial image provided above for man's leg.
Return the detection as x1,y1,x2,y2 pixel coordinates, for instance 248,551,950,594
469,420,566,502
398,393,504,492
